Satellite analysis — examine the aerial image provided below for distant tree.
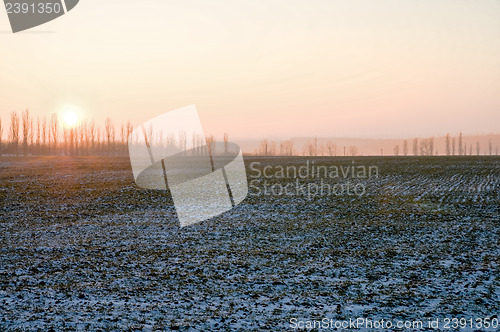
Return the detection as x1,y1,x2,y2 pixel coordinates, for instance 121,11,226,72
326,141,337,156
279,141,286,156
476,141,480,156
120,123,126,148
96,127,102,153
403,140,408,156
35,117,41,151
104,117,115,153
41,117,47,151
287,140,295,156
89,121,96,152
445,134,451,156
206,135,215,156
413,138,418,156
304,141,315,157
126,121,133,143
451,137,456,156
62,128,68,155
178,131,187,152
50,113,59,153
196,134,204,155
0,116,2,154
269,141,277,156
259,139,270,156
69,127,76,155
419,140,425,156
78,122,85,153
489,140,492,156
29,117,34,152
9,111,20,154
223,133,229,154
394,145,399,156
21,109,31,155
348,145,358,156
86,121,93,153
458,132,463,156
429,137,434,156
279,139,294,156
419,138,433,156
318,142,324,156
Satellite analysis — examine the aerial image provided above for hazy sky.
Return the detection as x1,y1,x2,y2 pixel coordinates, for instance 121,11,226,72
0,0,499,139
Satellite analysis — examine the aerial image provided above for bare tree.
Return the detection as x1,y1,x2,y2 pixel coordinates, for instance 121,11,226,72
62,127,68,155
79,120,89,153
10,111,20,154
451,137,456,156
178,131,187,152
394,145,399,156
0,116,2,154
29,118,34,152
403,140,408,156
445,134,451,156
348,145,358,156
88,121,96,152
303,140,315,156
35,117,41,150
119,122,132,153
259,139,270,156
269,141,276,156
326,141,337,156
413,138,418,156
206,135,216,158
489,140,492,156
318,142,324,156
78,122,85,153
41,117,47,151
279,139,294,156
50,113,59,153
104,118,115,153
419,138,433,156
476,141,480,156
279,141,290,156
223,133,229,154
458,132,463,156
124,121,134,153
21,109,31,155
96,127,102,153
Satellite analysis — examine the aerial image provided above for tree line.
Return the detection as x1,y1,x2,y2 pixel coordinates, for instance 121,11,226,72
0,109,233,157
1,110,498,157
0,110,133,156
255,134,499,157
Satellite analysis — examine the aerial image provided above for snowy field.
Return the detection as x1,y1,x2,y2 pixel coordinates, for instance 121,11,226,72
0,156,499,331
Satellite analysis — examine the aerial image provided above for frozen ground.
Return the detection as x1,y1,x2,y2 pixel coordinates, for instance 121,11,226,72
0,156,499,331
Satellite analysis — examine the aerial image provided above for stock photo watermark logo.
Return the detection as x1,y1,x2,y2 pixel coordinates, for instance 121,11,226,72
4,0,79,33
248,161,379,199
128,105,248,228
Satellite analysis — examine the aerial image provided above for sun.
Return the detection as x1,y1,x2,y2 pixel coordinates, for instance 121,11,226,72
63,110,79,128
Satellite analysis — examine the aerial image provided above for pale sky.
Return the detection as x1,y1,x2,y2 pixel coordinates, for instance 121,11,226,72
0,0,499,140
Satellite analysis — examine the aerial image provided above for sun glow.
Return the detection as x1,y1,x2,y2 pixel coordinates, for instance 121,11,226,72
62,109,80,128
